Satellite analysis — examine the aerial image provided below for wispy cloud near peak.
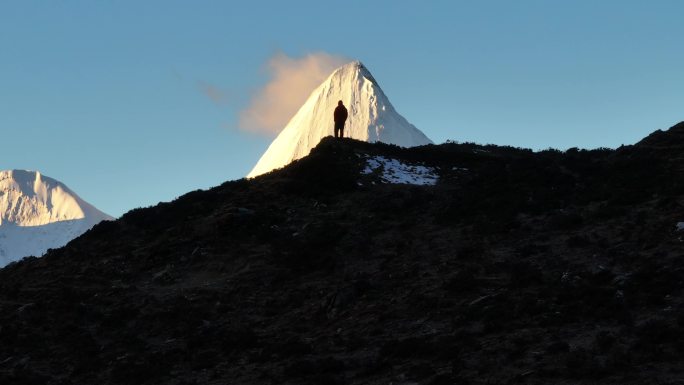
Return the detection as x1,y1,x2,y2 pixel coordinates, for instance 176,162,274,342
238,52,349,136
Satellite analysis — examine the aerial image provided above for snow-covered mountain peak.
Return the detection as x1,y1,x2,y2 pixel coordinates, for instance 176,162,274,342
247,60,433,177
2,170,64,207
0,169,111,227
0,170,113,265
334,60,372,79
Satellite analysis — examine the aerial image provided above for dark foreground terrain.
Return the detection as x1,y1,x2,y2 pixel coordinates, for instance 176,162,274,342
2,123,684,384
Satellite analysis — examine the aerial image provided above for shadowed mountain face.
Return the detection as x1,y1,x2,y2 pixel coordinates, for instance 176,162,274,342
2,124,684,384
0,219,102,266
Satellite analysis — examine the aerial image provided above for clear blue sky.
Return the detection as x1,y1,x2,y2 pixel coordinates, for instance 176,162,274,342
2,1,683,217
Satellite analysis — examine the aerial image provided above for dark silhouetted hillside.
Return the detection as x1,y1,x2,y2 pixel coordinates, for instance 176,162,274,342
2,122,684,384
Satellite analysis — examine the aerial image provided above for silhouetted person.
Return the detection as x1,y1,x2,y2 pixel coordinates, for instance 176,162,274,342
333,100,348,138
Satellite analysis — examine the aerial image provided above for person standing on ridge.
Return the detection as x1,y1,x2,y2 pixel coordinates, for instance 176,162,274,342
333,100,348,138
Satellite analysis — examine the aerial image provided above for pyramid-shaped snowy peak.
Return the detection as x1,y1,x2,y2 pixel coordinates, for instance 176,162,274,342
247,61,433,177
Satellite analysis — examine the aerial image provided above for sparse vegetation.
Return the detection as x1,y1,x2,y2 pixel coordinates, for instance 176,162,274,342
1,123,684,384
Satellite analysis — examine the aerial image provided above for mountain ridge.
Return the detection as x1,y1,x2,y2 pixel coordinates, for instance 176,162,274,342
1,123,684,384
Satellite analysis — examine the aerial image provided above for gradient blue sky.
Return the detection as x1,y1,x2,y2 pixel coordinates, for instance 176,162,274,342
2,1,683,217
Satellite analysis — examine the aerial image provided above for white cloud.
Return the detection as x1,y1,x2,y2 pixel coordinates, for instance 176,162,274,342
239,52,349,136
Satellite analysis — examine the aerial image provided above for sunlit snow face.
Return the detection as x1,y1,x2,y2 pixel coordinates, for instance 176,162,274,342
0,169,112,267
247,61,433,178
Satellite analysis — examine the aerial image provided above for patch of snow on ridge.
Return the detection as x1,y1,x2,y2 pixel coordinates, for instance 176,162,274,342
362,156,438,185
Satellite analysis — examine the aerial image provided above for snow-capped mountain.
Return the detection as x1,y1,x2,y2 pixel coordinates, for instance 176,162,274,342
0,169,113,266
247,61,433,177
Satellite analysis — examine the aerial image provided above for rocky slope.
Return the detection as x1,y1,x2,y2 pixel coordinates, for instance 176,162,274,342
2,123,684,384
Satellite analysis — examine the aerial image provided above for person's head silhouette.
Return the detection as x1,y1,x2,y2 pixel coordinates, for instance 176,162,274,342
338,100,343,106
